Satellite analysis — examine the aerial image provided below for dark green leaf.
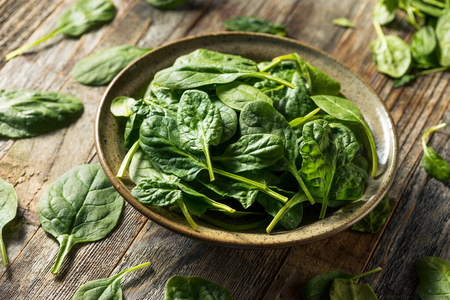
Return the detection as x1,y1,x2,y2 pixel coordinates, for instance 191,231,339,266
373,0,399,25
37,164,124,274
212,100,238,143
145,0,187,9
72,45,150,86
352,195,390,233
329,278,378,300
0,89,83,138
0,177,17,267
165,275,233,300
216,81,273,110
421,123,450,181
129,149,177,184
224,16,287,36
416,256,450,300
392,74,417,87
302,271,351,300
6,0,116,60
329,162,368,205
436,8,450,67
264,192,307,232
72,262,150,300
332,18,355,28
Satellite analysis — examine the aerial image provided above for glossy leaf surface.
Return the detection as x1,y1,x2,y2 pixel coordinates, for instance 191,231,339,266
0,177,17,267
421,123,450,181
416,256,450,300
165,275,233,300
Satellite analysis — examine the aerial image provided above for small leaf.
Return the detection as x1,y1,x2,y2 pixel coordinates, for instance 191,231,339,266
0,177,17,267
330,278,378,300
224,16,287,36
421,123,450,181
110,96,136,117
416,257,450,300
165,275,233,300
332,18,355,28
72,262,150,299
302,271,352,300
392,74,417,88
352,195,390,233
145,0,187,9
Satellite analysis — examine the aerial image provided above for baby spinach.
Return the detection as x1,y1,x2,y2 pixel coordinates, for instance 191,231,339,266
412,25,438,57
371,21,411,78
145,0,187,9
352,195,390,233
72,45,151,86
0,177,17,267
416,256,450,300
216,81,273,110
436,7,450,67
72,262,150,300
213,100,238,143
177,90,223,181
373,0,399,25
165,275,233,300
5,0,116,60
330,278,378,299
129,149,177,184
332,18,355,28
265,191,307,233
37,164,124,274
310,95,378,177
0,89,83,138
421,123,450,181
303,271,352,300
224,16,287,36
110,96,136,118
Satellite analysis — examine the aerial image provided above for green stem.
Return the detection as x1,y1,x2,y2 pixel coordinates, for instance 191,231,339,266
416,66,449,76
197,214,270,231
288,163,315,205
177,199,197,230
319,171,335,219
117,140,140,178
51,235,73,275
363,124,378,177
422,123,446,151
289,108,322,128
141,98,177,116
373,21,394,63
115,262,150,280
405,7,421,30
203,143,215,182
200,198,235,213
266,191,307,233
5,29,61,61
259,59,282,72
351,267,382,281
0,235,7,267
212,167,288,203
245,73,296,89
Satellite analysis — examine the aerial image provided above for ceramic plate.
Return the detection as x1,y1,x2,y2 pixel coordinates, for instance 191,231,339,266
95,32,398,249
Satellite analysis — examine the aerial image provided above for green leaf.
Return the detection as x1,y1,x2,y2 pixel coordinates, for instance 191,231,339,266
72,45,151,86
145,0,187,9
412,26,438,56
332,18,355,28
6,0,116,60
213,134,285,173
224,16,287,36
129,149,177,184
310,95,378,177
37,164,124,274
177,90,223,181
302,271,352,300
421,123,450,181
72,262,150,300
373,0,399,25
110,96,136,118
216,81,273,111
329,278,378,300
0,89,83,138
264,191,307,233
0,177,17,267
165,275,233,300
352,195,390,233
436,8,450,67
416,256,450,300
212,100,238,143
371,21,411,78
392,74,417,87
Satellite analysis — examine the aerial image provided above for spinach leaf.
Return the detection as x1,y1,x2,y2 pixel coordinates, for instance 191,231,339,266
6,0,116,60
352,195,390,233
177,90,223,181
129,149,177,184
436,8,450,67
329,162,368,205
212,99,238,143
72,262,150,300
212,134,284,173
239,101,315,204
410,0,446,17
371,21,411,78
165,275,233,300
265,191,307,233
139,116,288,203
216,81,273,110
0,89,83,138
110,96,136,118
332,18,355,28
224,16,287,36
153,49,295,90
412,26,438,56
330,278,378,299
302,271,352,300
37,164,124,274
72,45,151,86
373,0,399,25
421,123,450,181
416,256,450,300
145,0,187,9
393,67,448,87
310,95,378,177
145,80,182,104
0,177,17,267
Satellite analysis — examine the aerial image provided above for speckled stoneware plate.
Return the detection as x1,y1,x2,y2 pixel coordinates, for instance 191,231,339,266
95,32,398,249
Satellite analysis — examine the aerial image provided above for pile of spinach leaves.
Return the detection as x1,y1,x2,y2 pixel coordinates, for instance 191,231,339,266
371,0,450,86
112,49,377,233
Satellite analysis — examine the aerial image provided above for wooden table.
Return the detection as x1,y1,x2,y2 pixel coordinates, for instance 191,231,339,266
0,0,448,299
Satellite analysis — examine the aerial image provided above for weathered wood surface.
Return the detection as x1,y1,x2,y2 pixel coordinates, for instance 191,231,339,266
0,0,448,299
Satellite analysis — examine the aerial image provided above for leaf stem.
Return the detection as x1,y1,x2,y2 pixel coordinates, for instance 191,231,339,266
422,123,446,151
259,59,282,72
204,143,215,182
416,66,449,76
246,73,296,89
288,164,315,205
52,234,73,275
197,214,270,231
0,235,8,267
266,191,307,233
351,267,382,281
363,124,378,177
116,262,150,280
200,198,235,213
117,140,140,178
177,199,197,230
289,108,322,128
5,29,61,61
